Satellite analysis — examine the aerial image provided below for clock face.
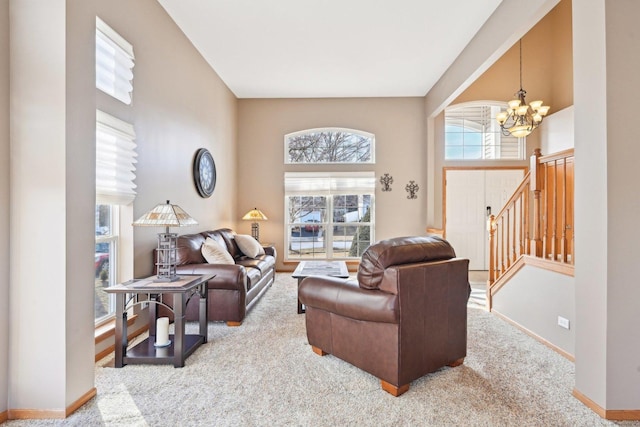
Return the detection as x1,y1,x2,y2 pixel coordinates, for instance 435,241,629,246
193,148,216,198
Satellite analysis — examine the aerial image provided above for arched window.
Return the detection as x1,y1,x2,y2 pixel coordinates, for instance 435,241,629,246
285,128,374,164
283,128,375,260
445,102,525,160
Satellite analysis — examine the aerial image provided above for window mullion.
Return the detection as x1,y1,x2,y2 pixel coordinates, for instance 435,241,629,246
326,197,334,258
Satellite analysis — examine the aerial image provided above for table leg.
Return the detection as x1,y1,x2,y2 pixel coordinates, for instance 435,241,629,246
199,283,208,343
173,292,185,368
297,277,305,314
114,293,127,368
149,294,158,341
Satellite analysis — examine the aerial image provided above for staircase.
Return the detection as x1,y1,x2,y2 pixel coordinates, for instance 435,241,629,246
487,148,575,310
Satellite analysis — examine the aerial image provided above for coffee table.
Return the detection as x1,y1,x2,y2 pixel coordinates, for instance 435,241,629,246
105,274,213,368
292,260,349,314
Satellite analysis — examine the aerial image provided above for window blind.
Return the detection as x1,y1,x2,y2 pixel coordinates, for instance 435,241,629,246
96,110,137,205
96,17,134,104
284,172,375,196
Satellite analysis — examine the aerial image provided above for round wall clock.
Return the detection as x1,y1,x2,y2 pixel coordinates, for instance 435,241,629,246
193,148,216,198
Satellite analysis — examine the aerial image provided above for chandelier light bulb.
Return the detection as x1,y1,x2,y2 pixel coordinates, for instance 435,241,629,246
508,99,521,110
529,100,543,110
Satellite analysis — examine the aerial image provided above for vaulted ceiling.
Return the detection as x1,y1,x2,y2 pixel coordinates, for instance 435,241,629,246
157,0,503,98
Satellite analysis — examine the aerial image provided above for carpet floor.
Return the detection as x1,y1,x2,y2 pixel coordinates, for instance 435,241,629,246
7,273,640,426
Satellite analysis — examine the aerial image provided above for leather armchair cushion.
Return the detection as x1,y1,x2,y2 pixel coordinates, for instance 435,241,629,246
299,276,398,323
358,236,456,290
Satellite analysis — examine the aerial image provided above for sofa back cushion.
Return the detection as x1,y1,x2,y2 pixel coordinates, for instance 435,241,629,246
202,228,243,260
357,236,456,290
201,230,227,251
176,233,207,266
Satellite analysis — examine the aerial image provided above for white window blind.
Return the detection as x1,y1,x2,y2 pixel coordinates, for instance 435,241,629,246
96,17,134,104
284,172,375,196
96,110,137,205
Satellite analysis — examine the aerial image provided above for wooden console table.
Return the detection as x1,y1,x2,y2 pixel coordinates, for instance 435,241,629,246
105,274,213,368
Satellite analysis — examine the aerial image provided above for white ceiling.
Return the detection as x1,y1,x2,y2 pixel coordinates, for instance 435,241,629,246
157,0,503,99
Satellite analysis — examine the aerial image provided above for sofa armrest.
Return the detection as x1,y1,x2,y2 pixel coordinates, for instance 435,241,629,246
176,263,247,292
262,244,277,260
299,276,398,323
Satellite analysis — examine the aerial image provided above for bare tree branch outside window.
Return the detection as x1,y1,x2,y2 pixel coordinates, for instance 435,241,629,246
286,130,373,163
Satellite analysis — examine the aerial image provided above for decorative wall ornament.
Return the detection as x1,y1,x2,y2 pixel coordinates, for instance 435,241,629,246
405,181,419,199
380,173,393,192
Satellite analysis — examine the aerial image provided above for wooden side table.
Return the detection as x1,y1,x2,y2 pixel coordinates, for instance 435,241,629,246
105,274,213,368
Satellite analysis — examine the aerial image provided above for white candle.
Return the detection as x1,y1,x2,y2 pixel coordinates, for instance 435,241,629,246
156,316,170,346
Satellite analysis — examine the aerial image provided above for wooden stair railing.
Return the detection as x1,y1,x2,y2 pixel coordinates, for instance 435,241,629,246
488,148,575,291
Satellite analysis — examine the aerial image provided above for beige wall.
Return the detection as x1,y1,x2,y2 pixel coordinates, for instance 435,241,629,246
93,0,238,359
493,266,575,356
0,0,9,415
95,0,238,279
238,97,426,271
541,106,574,153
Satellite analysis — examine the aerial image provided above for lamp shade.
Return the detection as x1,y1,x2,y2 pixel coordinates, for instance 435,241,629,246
242,208,268,221
133,200,198,227
132,200,197,282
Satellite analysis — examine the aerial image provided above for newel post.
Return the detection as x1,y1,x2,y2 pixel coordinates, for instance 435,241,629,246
529,149,543,257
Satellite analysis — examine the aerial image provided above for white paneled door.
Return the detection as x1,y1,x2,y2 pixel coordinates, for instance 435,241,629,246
445,169,524,270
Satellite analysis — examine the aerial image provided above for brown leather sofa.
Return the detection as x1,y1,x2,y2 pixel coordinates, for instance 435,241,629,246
158,228,276,325
298,236,470,396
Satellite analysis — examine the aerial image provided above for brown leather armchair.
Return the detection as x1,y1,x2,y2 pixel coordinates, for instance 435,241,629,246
298,236,470,396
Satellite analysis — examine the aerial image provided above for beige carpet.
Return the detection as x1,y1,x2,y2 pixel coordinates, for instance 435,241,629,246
7,273,639,426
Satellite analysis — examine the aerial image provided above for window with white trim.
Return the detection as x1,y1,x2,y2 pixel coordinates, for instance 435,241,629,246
95,110,137,323
445,102,525,160
285,128,374,164
95,204,118,321
96,17,135,104
285,172,374,260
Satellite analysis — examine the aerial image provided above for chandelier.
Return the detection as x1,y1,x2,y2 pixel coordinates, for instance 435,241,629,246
496,40,550,138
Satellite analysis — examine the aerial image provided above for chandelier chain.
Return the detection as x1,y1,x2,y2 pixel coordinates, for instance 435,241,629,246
519,39,523,90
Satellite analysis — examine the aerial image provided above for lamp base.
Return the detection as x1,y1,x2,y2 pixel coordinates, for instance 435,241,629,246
156,232,179,281
251,222,260,241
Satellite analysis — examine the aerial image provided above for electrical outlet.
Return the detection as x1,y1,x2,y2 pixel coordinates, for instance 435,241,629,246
557,316,570,329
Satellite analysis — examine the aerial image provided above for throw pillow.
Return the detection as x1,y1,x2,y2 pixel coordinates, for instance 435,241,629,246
235,234,265,258
201,237,235,265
